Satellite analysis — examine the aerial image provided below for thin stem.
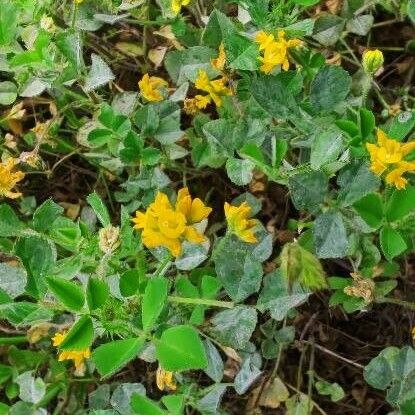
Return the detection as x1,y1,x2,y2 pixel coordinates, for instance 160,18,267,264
152,255,172,278
376,296,415,310
168,296,235,309
0,336,27,345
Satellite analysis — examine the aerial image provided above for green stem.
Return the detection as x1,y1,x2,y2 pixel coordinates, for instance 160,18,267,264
36,383,64,409
168,296,235,309
376,297,415,310
152,255,172,278
0,336,27,345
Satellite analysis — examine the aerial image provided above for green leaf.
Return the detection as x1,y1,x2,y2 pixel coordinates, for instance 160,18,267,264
84,54,115,92
131,394,167,415
293,0,319,5
226,158,255,186
119,269,141,297
286,393,314,415
310,65,351,113
33,199,64,233
203,339,224,383
388,111,415,141
353,193,384,229
288,170,328,214
93,338,145,378
0,204,25,237
60,315,93,351
312,15,345,46
257,270,310,321
15,235,56,298
234,356,262,394
156,325,207,371
0,81,17,105
386,185,415,222
87,192,111,226
315,380,345,402
346,14,373,35
0,263,26,299
313,211,348,259
0,302,53,326
46,276,85,311
310,129,343,170
380,226,407,261
161,394,184,415
364,346,415,407
280,242,327,290
409,0,415,23
224,33,258,71
213,235,263,302
87,277,109,311
142,276,169,332
202,9,236,48
0,1,18,46
337,160,380,207
211,306,257,349
360,108,376,139
251,74,299,119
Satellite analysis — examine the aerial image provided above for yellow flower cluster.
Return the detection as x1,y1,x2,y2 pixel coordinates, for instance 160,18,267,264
225,202,258,243
193,69,232,109
255,30,301,74
52,331,91,375
0,158,25,199
366,129,415,190
156,367,176,391
132,187,212,257
362,49,384,74
138,73,168,102
171,0,190,15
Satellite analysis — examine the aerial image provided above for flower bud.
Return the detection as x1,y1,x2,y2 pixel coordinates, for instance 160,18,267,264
99,225,120,254
362,49,384,74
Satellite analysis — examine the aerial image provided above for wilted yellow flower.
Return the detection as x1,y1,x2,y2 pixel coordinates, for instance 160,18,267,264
27,323,52,344
0,158,25,199
52,331,91,375
132,188,211,257
224,201,258,243
344,272,375,304
366,129,415,189
99,225,121,254
211,43,226,71
362,49,384,74
156,367,177,391
138,73,168,102
40,15,56,32
255,30,301,74
171,0,190,14
194,70,232,108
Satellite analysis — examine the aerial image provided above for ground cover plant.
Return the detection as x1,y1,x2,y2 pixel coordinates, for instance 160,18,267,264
1,0,415,414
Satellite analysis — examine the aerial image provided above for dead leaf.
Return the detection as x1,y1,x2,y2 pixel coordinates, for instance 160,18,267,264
154,26,183,50
148,46,168,68
326,0,342,14
220,345,242,363
115,42,144,57
259,376,290,409
59,202,81,220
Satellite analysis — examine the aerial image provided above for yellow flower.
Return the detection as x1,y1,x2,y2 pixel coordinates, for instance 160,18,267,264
0,158,25,199
366,129,415,189
138,73,168,102
362,49,384,74
211,43,226,71
224,201,258,243
132,188,211,257
194,70,232,108
255,30,301,74
52,331,91,375
171,0,190,15
156,367,177,391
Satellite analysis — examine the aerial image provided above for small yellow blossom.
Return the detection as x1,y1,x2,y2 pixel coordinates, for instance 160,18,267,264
74,0,84,4
132,188,211,257
255,30,301,74
52,331,91,375
171,0,190,15
156,367,177,391
40,15,56,32
193,70,232,108
362,49,384,74
0,158,25,199
211,43,226,71
366,129,415,189
138,73,168,102
224,201,258,243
